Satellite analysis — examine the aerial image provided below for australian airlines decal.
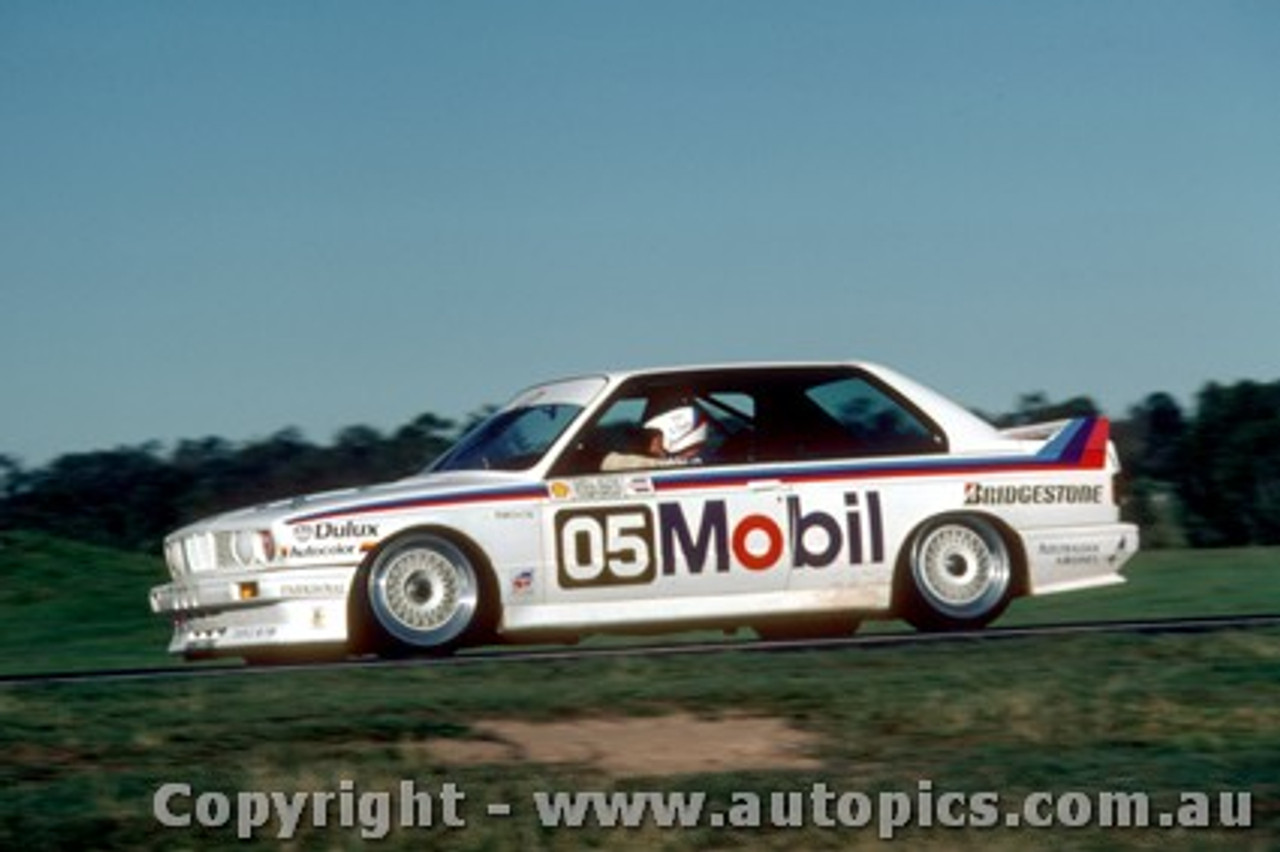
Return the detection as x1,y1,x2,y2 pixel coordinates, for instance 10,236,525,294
555,491,884,588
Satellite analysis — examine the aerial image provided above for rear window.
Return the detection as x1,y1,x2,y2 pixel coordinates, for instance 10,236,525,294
804,377,942,457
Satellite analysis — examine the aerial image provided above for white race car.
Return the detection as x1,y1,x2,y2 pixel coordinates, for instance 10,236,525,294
150,362,1138,661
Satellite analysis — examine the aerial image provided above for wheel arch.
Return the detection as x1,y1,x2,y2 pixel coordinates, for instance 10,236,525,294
347,523,501,655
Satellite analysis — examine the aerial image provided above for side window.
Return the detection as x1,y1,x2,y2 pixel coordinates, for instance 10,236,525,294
705,392,755,426
702,392,754,441
549,385,760,475
591,397,651,455
550,396,656,475
804,377,942,457
697,392,756,465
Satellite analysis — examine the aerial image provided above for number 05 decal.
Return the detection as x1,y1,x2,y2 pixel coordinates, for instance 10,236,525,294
555,507,656,588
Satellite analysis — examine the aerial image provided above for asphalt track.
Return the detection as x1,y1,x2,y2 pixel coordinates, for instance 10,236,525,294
3,613,1278,688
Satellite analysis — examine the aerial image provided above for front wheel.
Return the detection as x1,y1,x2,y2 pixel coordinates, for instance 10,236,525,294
901,516,1014,632
357,533,492,655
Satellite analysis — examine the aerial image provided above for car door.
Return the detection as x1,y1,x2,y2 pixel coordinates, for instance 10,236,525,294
540,385,792,610
779,371,944,603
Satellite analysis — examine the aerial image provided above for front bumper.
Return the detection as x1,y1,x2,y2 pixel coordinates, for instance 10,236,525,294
150,566,356,657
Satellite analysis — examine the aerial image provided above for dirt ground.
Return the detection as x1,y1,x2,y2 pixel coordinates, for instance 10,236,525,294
423,712,823,777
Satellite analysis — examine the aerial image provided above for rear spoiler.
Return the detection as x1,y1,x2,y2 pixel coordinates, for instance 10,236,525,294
1000,417,1112,469
998,418,1075,442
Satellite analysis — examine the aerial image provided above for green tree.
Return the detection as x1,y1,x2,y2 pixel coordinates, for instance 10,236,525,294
388,412,460,473
0,454,22,499
5,445,183,550
1178,380,1280,546
1113,393,1189,548
1116,393,1187,481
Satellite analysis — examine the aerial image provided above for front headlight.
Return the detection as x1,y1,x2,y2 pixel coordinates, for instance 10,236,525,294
182,536,207,573
257,530,277,562
231,529,277,566
165,539,188,577
232,530,257,565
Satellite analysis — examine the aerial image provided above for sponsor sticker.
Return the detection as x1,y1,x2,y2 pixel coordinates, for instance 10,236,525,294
1038,542,1105,567
280,582,346,597
511,569,535,596
282,543,362,560
570,478,626,502
228,625,277,641
623,476,655,496
554,491,886,588
292,521,380,542
965,483,1104,506
548,476,656,503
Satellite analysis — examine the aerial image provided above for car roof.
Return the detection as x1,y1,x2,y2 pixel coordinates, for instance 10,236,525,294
540,360,1007,453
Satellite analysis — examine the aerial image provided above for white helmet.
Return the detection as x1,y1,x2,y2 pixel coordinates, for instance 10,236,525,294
644,406,708,455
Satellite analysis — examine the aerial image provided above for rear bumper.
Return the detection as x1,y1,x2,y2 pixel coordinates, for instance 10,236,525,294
1020,522,1140,596
149,566,356,656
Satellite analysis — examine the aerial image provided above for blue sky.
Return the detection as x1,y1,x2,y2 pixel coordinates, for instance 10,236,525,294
2,2,1277,465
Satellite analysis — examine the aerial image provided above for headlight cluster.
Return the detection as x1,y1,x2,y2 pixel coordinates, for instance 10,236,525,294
230,529,277,567
165,539,189,577
164,530,277,577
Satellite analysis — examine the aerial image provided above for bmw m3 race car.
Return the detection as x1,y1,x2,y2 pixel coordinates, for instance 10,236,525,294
150,362,1139,661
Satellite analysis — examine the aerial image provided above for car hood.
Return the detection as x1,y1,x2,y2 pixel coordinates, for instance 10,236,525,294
168,471,542,537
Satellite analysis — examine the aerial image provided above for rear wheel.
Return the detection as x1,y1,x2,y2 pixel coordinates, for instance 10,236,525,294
356,532,493,656
901,516,1013,632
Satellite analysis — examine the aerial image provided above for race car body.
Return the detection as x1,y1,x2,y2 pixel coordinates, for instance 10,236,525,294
150,363,1139,660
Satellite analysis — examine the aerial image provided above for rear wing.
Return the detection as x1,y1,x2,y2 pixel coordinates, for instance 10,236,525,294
1000,416,1114,470
998,419,1075,442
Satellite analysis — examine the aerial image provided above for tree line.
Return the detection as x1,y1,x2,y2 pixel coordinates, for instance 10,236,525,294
0,412,472,553
0,379,1277,553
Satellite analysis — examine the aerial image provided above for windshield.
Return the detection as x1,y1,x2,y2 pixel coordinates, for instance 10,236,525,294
428,404,583,472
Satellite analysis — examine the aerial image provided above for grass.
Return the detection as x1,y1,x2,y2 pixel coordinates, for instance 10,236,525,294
0,531,174,675
2,630,1277,850
999,546,1280,625
1,532,1278,849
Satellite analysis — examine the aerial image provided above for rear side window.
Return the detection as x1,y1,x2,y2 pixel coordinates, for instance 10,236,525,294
804,377,943,457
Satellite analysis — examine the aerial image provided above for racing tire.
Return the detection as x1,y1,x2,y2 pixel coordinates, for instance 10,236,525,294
900,515,1014,632
353,532,495,657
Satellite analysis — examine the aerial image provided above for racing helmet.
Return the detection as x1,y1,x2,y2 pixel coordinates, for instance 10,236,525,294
644,405,708,456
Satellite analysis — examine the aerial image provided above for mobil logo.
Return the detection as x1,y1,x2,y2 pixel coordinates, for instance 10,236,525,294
553,490,886,589
659,491,885,575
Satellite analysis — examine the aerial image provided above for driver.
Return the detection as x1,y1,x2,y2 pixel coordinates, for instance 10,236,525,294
601,405,709,471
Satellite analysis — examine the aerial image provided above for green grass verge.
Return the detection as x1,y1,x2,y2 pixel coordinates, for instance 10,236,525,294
0,531,173,676
2,629,1276,850
1000,546,1280,626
